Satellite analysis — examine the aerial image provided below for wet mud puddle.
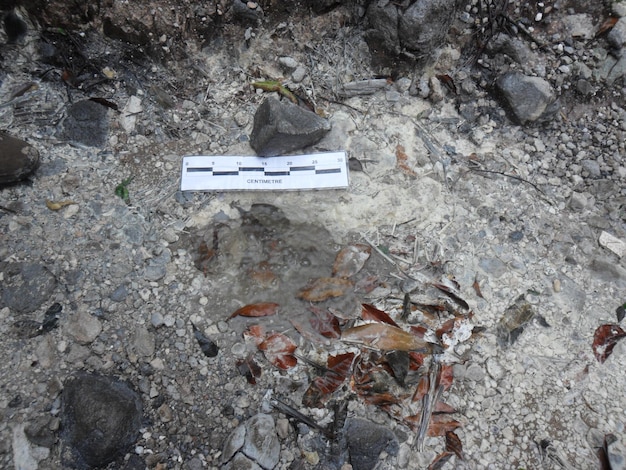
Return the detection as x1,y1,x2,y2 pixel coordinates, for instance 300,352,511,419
181,204,386,337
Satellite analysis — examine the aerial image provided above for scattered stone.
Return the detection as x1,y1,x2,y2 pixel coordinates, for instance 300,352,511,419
344,418,399,470
599,231,626,258
225,452,262,470
562,14,596,39
478,257,507,277
62,100,109,147
0,132,40,184
495,72,560,124
242,414,280,470
61,373,142,468
249,97,331,156
4,10,28,43
12,423,50,470
607,17,626,49
66,309,102,344
365,0,457,59
0,262,57,313
278,56,298,70
338,79,389,98
291,66,306,83
131,325,155,357
569,192,589,211
232,0,264,22
495,295,535,347
222,423,247,464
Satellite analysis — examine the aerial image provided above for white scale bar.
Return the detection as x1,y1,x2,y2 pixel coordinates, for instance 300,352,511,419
180,151,349,191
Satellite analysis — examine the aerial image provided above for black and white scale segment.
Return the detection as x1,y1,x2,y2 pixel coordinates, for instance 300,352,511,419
180,151,349,191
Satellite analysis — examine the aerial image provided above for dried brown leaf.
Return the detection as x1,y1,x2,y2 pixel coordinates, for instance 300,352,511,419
445,431,464,460
332,243,371,278
297,277,353,302
236,355,262,385
472,276,484,298
396,144,417,177
342,323,432,352
361,303,399,327
596,17,619,37
229,302,280,319
593,324,626,363
259,333,297,369
428,451,454,470
427,416,461,437
309,306,341,339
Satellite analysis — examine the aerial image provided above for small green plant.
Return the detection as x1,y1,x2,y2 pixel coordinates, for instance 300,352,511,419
115,176,133,205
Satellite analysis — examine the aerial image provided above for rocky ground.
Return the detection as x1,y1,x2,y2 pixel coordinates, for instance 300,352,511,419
1,0,626,469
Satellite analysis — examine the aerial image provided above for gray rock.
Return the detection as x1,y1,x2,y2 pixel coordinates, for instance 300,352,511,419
222,424,246,464
110,283,129,302
488,33,535,65
581,159,601,177
224,452,263,470
0,132,40,184
365,0,456,58
242,414,280,470
569,192,589,211
61,373,143,468
0,262,57,313
249,97,331,156
495,72,560,124
562,14,596,39
63,100,109,147
66,309,102,344
365,3,400,55
607,17,626,49
345,418,399,470
478,257,508,277
232,0,264,22
12,423,50,470
398,0,457,54
144,264,167,282
131,325,155,357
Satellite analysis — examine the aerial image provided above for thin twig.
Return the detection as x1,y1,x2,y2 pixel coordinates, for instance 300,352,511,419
469,167,552,203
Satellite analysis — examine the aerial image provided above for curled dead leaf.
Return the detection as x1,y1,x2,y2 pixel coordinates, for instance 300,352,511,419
332,244,371,278
229,302,280,319
593,324,626,363
259,333,297,369
297,277,353,302
341,323,433,352
46,200,76,211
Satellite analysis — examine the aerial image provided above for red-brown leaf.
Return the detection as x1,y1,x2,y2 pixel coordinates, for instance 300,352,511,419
361,303,399,327
596,17,619,37
297,277,353,302
412,375,430,402
438,364,455,391
332,243,371,278
436,73,457,94
432,282,469,310
445,431,464,460
242,324,267,346
428,451,454,470
309,306,341,339
593,324,626,363
303,352,355,408
230,302,280,319
428,416,461,436
236,356,262,385
342,323,432,352
434,401,457,414
409,351,425,371
259,333,297,369
473,276,484,298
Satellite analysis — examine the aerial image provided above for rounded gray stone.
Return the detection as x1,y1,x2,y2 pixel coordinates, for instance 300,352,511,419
0,132,40,184
242,414,280,470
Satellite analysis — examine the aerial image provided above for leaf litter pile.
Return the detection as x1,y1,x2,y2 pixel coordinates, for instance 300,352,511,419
219,211,482,467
